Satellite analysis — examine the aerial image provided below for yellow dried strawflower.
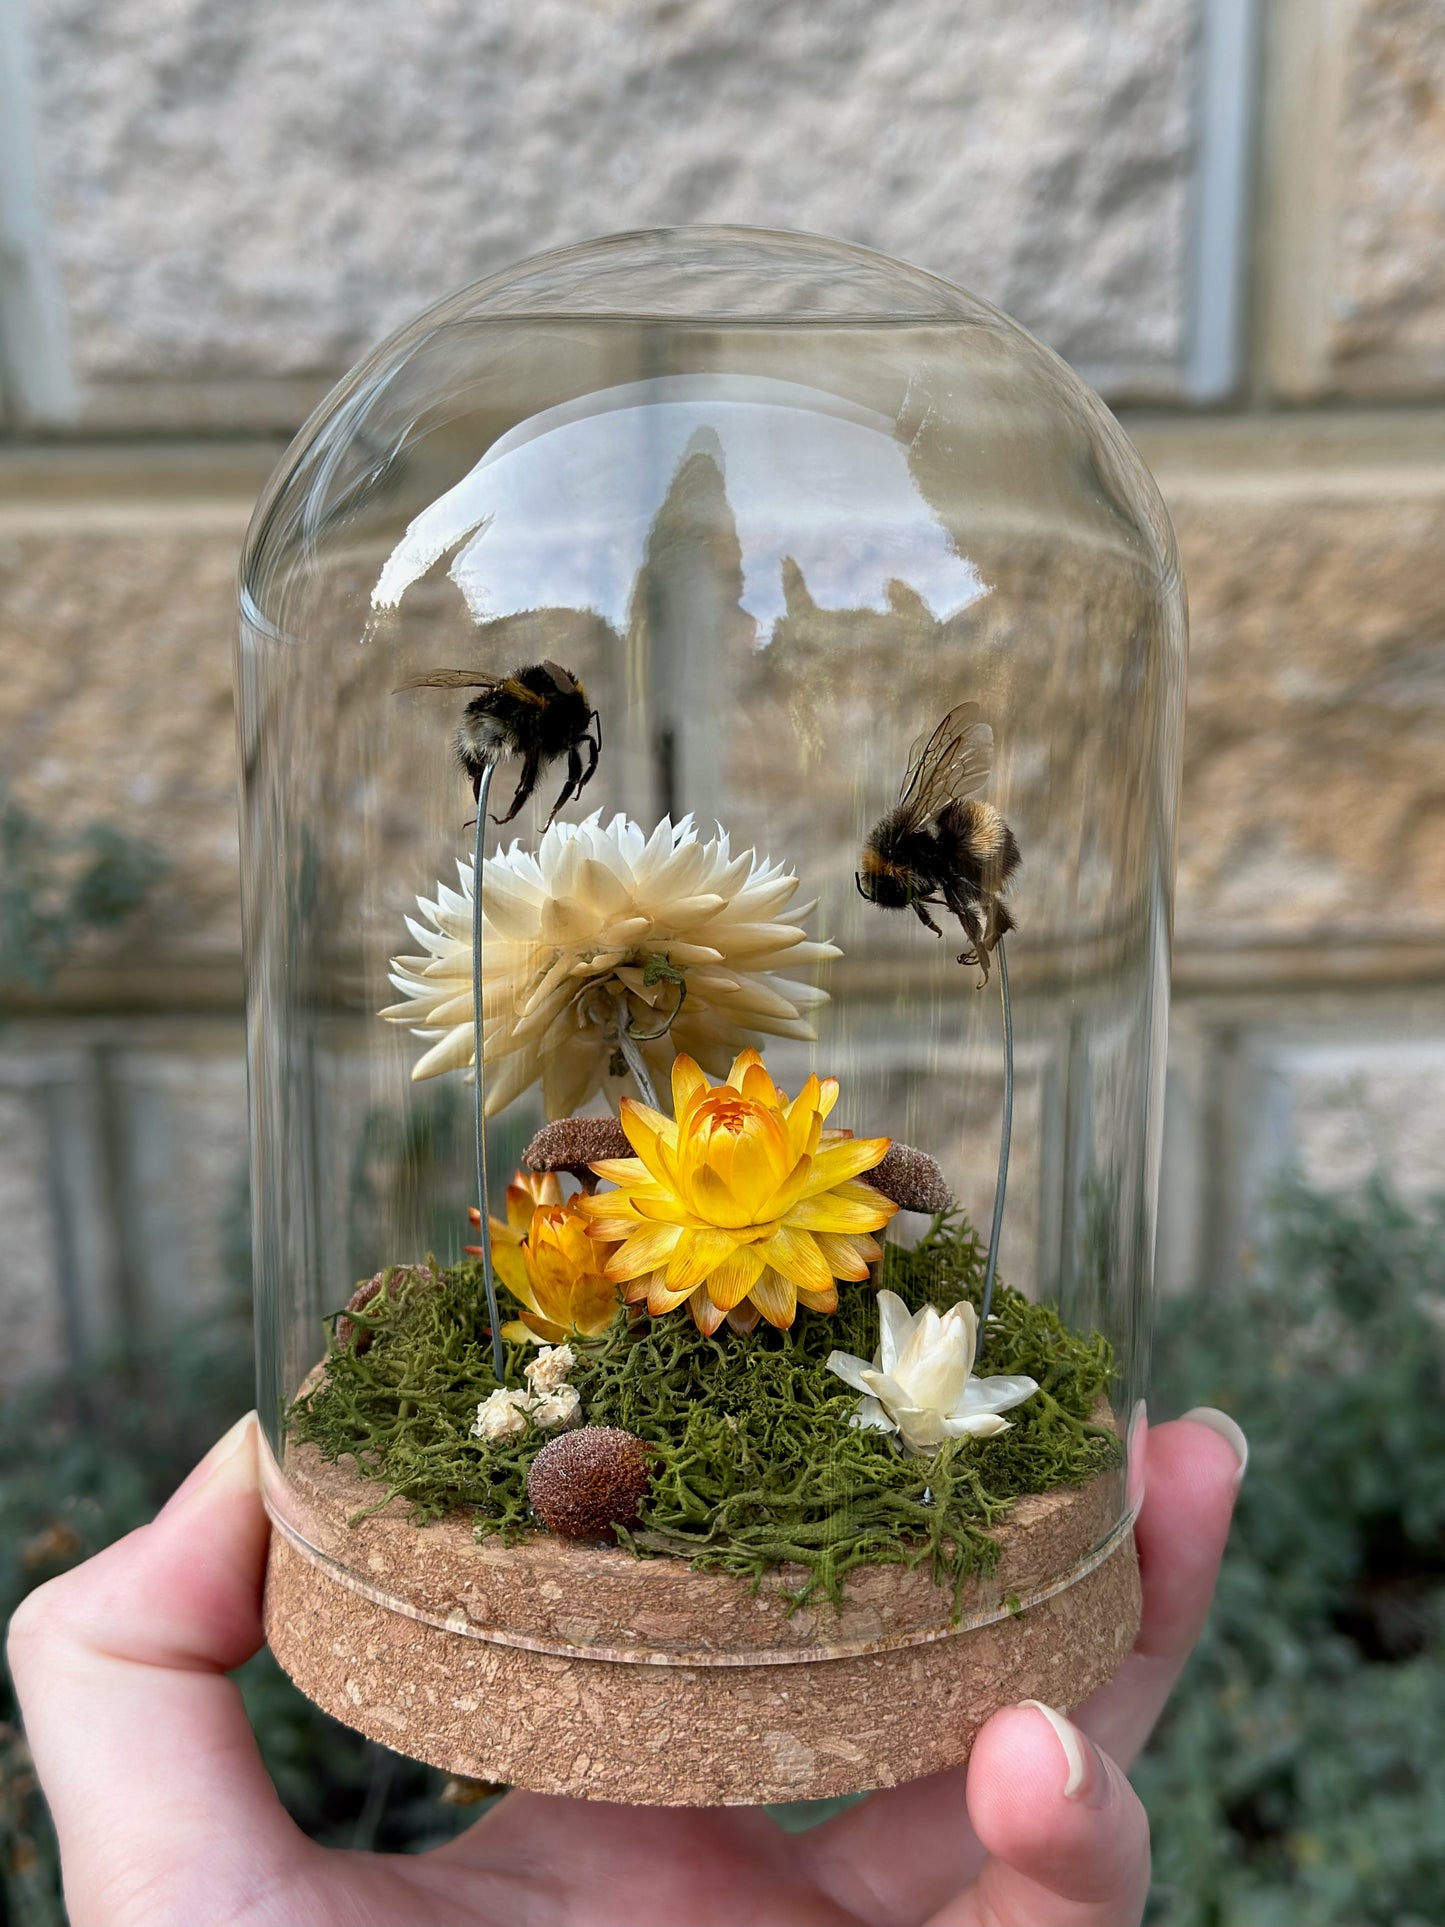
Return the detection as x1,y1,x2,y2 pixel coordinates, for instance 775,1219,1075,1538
578,1048,897,1336
469,1171,622,1345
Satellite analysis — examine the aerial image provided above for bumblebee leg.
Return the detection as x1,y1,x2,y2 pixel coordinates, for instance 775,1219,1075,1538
583,710,601,786
955,922,989,982
911,900,945,938
542,744,584,830
491,749,539,824
943,883,989,978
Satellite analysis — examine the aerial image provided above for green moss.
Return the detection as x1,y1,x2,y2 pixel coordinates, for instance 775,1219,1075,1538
291,1216,1120,1610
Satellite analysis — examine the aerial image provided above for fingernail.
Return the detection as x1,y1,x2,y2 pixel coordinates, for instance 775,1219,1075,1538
1019,1702,1113,1808
159,1412,258,1516
1182,1407,1249,1486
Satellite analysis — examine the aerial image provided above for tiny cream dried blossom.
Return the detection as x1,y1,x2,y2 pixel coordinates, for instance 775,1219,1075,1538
471,1387,532,1443
524,1343,577,1395
380,812,839,1119
472,1370,583,1440
826,1291,1038,1456
528,1383,582,1430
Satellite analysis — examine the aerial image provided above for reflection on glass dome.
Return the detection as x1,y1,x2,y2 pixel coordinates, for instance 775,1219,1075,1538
372,375,990,633
240,227,1186,1808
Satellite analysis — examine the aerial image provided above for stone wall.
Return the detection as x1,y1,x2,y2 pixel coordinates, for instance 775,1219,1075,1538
1261,0,1445,397
1,0,1442,1388
18,0,1199,426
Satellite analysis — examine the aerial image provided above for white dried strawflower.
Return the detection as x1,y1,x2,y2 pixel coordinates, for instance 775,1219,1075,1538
380,812,838,1119
470,1387,532,1443
528,1383,583,1430
523,1343,576,1394
826,1292,1038,1457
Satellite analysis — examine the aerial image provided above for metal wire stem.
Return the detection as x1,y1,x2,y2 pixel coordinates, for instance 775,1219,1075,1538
613,1016,661,1113
978,936,1013,1359
470,764,505,1382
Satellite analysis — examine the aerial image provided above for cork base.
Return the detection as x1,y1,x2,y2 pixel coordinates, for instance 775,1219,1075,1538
263,1440,1140,1805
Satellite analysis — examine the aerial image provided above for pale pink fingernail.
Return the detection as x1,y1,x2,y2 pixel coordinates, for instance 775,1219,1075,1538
1182,1406,1249,1486
158,1412,258,1516
1020,1701,1114,1808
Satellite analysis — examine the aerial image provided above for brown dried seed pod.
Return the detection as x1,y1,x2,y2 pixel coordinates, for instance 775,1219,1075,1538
526,1426,655,1540
863,1142,955,1215
521,1116,626,1192
336,1264,443,1353
522,1117,955,1214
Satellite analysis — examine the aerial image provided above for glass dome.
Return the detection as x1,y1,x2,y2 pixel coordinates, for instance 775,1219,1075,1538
239,226,1186,1803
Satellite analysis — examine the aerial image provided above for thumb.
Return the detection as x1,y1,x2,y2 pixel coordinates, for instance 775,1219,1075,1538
6,1414,306,1926
929,1702,1150,1927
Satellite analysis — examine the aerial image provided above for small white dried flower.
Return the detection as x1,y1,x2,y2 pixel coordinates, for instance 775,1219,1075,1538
528,1383,583,1430
524,1343,577,1394
470,1387,532,1443
827,1291,1038,1457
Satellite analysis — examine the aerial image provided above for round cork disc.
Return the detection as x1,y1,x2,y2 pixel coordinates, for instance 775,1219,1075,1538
263,1439,1140,1805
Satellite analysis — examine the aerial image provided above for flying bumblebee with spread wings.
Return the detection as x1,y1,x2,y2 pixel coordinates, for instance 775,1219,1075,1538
856,701,1020,983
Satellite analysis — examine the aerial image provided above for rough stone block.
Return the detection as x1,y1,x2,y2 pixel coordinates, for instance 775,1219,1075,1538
1271,1033,1445,1197
1166,463,1445,958
1262,0,1445,398
1333,0,1445,390
0,500,249,978
0,1021,249,1381
0,1080,66,1391
108,1034,250,1325
1156,989,1445,1299
28,0,1198,426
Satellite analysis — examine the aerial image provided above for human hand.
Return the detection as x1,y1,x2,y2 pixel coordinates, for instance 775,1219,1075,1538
8,1408,1243,1927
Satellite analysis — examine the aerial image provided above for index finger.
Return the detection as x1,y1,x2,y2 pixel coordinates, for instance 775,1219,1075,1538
1074,1411,1245,1769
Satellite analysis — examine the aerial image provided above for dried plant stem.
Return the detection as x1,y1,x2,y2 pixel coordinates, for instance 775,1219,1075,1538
978,937,1013,1359
470,764,505,1382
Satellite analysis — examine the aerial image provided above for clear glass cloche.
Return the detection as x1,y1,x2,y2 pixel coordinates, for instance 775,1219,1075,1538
237,226,1185,1801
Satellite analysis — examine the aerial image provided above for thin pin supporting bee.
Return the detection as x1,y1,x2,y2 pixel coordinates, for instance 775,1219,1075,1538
397,659,601,828
856,701,1019,984
858,702,1020,1357
396,661,603,1382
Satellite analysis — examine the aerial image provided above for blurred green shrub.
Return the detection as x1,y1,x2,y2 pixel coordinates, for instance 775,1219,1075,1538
2,1179,1442,1923
1142,1179,1445,1926
0,785,167,990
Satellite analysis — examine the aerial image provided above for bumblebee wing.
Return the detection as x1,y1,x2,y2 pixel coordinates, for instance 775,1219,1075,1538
539,660,581,695
393,669,502,692
896,702,994,820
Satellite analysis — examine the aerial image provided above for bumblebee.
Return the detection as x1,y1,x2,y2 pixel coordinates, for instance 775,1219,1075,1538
857,701,1020,982
397,659,601,827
